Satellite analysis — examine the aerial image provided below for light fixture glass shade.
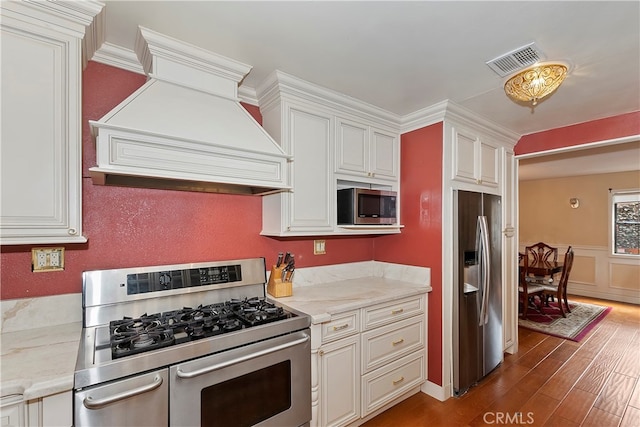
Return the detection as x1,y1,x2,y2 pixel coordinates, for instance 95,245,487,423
504,63,567,106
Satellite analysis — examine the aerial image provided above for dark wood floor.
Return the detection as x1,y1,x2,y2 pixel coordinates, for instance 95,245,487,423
363,295,640,427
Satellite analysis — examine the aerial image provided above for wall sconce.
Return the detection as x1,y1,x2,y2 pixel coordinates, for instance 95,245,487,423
569,198,580,209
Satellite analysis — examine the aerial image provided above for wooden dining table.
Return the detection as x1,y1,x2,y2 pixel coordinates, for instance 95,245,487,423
519,259,563,277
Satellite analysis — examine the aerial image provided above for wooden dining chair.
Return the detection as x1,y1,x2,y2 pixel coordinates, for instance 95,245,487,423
518,252,544,319
525,242,559,285
540,246,575,317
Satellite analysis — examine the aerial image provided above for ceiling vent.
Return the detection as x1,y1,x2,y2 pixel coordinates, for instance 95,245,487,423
486,42,545,77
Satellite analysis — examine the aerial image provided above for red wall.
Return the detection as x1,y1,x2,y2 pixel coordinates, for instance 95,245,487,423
0,62,374,299
515,111,640,155
375,122,444,386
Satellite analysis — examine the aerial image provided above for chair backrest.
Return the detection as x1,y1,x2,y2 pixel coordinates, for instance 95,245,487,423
557,246,575,293
526,242,558,264
518,252,528,284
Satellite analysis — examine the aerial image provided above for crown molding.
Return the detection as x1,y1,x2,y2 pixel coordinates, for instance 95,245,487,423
91,42,145,74
256,70,401,130
400,100,449,134
91,41,259,106
443,101,521,144
2,0,105,68
89,43,518,141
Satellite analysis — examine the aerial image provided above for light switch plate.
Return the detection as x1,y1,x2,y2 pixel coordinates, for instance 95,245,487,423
32,247,65,272
314,240,326,255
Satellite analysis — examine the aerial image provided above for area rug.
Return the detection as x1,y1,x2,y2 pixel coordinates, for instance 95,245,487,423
518,300,612,342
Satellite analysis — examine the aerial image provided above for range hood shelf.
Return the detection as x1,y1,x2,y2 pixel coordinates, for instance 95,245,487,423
90,171,287,195
90,26,290,195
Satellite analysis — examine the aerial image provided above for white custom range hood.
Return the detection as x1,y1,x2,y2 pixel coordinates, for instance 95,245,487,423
89,27,290,195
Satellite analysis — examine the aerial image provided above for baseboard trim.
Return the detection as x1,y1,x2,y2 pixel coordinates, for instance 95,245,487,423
420,380,449,401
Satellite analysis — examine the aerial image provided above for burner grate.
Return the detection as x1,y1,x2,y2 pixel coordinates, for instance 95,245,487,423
108,297,291,359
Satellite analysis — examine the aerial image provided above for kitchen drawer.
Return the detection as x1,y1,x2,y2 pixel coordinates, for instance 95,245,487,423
361,316,425,374
361,351,425,416
362,295,425,330
321,311,360,344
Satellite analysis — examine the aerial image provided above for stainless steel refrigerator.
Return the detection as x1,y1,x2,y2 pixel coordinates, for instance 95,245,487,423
453,190,503,396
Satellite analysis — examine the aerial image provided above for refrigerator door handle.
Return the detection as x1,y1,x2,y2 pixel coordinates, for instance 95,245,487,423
478,215,491,326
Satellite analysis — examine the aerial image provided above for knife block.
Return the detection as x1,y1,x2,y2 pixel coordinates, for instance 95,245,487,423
267,265,293,298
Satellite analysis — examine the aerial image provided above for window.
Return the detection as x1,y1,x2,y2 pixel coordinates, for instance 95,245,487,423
610,189,640,256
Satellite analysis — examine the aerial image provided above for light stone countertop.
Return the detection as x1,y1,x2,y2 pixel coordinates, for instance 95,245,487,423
1,293,82,400
0,261,430,400
273,276,431,324
0,321,82,400
269,261,432,323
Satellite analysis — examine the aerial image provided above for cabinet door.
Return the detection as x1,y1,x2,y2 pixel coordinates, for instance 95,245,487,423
0,11,85,244
452,126,500,190
370,127,398,179
0,395,25,427
319,335,360,427
287,106,334,233
335,117,368,175
479,139,500,188
452,127,477,183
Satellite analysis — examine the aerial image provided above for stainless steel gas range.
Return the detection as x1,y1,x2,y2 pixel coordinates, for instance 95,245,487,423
73,258,311,427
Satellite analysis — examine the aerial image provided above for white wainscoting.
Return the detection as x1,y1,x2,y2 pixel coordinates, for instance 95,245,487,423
520,243,640,305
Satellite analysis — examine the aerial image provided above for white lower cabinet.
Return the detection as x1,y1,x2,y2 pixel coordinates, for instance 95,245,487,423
1,395,24,427
361,351,425,416
0,391,71,427
312,294,426,427
319,334,361,427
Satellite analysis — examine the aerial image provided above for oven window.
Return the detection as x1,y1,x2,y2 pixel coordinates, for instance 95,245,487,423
201,360,292,426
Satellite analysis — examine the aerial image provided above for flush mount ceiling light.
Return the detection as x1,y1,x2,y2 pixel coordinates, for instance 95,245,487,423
504,63,568,106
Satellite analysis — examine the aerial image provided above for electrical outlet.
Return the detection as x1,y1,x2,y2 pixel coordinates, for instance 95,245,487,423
32,247,65,272
49,250,61,267
36,251,47,268
314,240,326,255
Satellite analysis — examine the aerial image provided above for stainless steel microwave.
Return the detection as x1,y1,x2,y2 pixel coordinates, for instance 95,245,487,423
337,188,397,225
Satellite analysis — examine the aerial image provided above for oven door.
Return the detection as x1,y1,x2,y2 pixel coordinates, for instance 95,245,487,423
170,329,311,427
74,369,168,426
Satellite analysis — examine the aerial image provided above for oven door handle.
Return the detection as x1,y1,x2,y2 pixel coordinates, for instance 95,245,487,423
176,334,310,379
82,375,163,409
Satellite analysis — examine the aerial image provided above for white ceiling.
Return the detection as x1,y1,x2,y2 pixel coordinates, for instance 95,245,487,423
96,0,640,178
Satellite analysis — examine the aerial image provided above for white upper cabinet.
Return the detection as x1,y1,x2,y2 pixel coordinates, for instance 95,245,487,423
257,71,401,237
261,100,335,236
451,125,500,192
0,1,103,245
336,117,398,182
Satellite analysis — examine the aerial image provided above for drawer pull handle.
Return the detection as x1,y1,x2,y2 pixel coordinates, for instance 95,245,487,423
333,324,349,331
392,338,405,346
393,376,405,385
391,308,404,315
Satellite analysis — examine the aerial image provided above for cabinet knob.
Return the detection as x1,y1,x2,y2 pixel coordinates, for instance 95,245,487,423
68,228,77,235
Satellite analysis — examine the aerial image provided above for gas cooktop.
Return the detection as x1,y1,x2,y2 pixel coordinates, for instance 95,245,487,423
109,297,290,359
